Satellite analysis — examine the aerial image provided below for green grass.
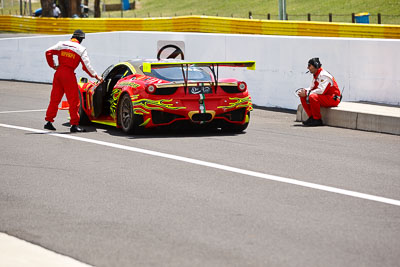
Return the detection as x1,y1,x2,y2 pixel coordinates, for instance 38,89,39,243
1,0,399,25
0,0,40,16
103,0,400,24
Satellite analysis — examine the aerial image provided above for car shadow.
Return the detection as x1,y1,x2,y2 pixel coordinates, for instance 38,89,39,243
87,122,244,139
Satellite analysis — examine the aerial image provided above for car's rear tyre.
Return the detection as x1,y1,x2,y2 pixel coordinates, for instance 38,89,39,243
78,91,91,125
119,94,143,134
221,112,250,133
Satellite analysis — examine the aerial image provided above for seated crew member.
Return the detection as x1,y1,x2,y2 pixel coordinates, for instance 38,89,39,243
297,58,341,127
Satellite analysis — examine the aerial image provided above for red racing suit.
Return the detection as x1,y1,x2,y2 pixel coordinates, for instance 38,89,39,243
300,68,341,120
45,38,98,125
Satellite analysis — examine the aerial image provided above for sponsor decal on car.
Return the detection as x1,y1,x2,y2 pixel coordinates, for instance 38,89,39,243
118,81,141,88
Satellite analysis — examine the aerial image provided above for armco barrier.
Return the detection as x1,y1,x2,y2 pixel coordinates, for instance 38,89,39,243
1,15,400,39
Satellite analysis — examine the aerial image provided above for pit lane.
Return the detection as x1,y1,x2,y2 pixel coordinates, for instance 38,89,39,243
1,80,400,267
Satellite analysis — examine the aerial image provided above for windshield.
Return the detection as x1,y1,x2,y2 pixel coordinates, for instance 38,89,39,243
144,66,212,82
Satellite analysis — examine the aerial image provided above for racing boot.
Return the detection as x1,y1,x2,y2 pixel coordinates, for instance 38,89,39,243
302,116,314,126
44,121,56,131
305,118,323,127
70,125,86,133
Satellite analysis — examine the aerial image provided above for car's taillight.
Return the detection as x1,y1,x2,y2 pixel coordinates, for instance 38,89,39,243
238,82,247,92
146,84,157,94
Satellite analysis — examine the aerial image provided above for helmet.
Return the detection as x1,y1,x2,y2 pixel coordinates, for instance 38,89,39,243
308,57,322,69
72,29,85,41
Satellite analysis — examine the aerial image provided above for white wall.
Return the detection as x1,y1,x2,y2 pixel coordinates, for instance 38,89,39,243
1,31,399,109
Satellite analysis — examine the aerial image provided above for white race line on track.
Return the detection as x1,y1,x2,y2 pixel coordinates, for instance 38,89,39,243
1,122,400,207
0,109,46,114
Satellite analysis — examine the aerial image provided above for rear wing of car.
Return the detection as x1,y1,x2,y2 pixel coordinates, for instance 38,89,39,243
142,61,255,94
142,61,256,73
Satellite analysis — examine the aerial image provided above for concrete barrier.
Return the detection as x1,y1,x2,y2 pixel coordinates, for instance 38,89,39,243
1,31,399,110
296,102,400,135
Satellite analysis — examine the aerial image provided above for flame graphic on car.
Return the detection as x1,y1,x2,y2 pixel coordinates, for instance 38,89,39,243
109,88,122,119
218,96,253,110
109,89,186,119
130,95,186,115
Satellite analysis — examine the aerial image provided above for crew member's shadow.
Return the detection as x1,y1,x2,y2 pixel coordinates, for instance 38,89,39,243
61,122,98,133
293,121,306,127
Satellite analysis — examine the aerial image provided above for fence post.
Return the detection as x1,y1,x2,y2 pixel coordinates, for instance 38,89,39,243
352,13,355,23
307,13,311,21
378,13,381,24
278,0,287,20
329,13,332,22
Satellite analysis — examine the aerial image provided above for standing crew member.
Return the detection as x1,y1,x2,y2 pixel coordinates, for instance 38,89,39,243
44,29,102,132
297,58,341,126
52,3,61,18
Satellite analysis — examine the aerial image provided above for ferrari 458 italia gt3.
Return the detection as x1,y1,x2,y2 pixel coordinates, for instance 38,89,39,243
78,59,255,134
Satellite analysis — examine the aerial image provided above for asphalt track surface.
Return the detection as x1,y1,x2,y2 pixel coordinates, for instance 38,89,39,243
0,80,399,267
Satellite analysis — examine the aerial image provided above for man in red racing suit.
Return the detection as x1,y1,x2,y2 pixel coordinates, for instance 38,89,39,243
297,58,341,127
44,29,102,132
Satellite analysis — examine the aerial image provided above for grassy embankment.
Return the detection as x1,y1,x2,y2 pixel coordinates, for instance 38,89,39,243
1,0,399,25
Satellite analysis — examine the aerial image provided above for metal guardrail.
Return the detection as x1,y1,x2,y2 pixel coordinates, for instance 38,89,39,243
248,12,400,25
1,15,399,39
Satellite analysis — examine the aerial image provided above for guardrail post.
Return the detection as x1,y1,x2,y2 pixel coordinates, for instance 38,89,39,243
307,13,311,21
378,13,381,24
267,13,270,20
249,11,252,19
329,13,332,22
352,13,355,23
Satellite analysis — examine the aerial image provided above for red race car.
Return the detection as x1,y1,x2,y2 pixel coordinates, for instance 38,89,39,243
78,59,255,134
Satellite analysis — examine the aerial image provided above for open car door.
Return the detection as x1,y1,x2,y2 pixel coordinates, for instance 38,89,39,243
92,63,134,118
